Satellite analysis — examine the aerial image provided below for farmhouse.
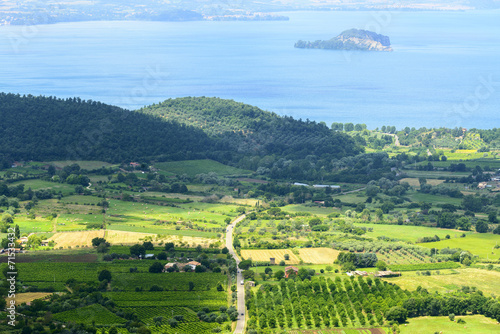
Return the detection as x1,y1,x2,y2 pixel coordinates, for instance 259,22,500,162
247,281,255,287
373,270,400,277
284,266,299,278
478,182,488,189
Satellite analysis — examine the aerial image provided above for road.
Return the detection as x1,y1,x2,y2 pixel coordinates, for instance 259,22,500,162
226,214,246,334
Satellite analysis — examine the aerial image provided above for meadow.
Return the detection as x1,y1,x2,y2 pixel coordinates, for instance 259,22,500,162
400,315,500,333
421,233,500,259
154,159,251,177
383,268,500,297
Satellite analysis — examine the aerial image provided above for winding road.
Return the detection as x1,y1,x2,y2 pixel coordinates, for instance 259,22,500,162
226,214,246,334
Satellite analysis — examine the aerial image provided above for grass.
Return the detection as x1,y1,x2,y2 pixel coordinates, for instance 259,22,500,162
402,170,470,179
52,304,126,325
399,178,444,187
407,192,463,206
383,268,500,297
420,233,500,259
240,249,301,264
9,179,75,195
298,248,340,264
283,204,341,216
9,292,53,305
47,160,116,170
354,222,472,243
47,230,106,248
154,159,251,177
400,315,500,333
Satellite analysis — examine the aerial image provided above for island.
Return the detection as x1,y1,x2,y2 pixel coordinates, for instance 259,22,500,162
295,28,393,52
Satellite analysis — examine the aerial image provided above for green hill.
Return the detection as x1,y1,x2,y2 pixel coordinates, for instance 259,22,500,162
0,93,214,162
140,97,363,160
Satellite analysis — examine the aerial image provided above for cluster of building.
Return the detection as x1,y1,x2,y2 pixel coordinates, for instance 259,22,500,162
163,260,201,272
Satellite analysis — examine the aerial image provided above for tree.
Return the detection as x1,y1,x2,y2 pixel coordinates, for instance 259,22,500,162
1,213,13,225
98,269,112,282
221,247,229,254
488,212,498,224
476,220,489,233
385,306,407,324
149,262,164,273
274,270,284,280
92,237,108,247
143,241,154,250
242,270,255,280
376,261,387,271
284,254,290,260
130,244,146,257
344,123,354,132
216,282,224,291
164,242,175,251
27,234,42,248
238,259,252,270
157,252,167,260
188,281,195,291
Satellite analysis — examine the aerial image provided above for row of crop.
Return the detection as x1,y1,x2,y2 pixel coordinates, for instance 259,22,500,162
389,261,460,271
105,291,226,311
119,306,199,324
110,272,226,291
52,304,127,326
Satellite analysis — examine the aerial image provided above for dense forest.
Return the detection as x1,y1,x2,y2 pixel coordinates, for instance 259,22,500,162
0,94,362,180
0,93,217,162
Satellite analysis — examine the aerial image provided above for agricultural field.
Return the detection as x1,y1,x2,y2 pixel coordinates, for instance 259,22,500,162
9,292,53,305
399,178,444,187
400,315,500,333
154,159,251,177
420,233,500,259
241,249,301,264
48,230,106,248
47,160,116,169
298,248,340,264
383,268,500,297
9,179,75,195
402,170,470,179
353,223,471,243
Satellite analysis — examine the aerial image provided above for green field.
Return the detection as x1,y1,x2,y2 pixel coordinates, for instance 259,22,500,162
383,268,500,297
401,315,500,333
407,192,463,206
421,233,500,259
354,222,472,243
47,160,117,169
402,170,470,179
154,159,251,177
9,179,75,195
53,304,126,325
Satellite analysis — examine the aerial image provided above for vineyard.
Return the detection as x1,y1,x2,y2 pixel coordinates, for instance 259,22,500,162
120,306,221,334
388,262,461,272
105,291,227,311
376,249,432,266
110,272,227,291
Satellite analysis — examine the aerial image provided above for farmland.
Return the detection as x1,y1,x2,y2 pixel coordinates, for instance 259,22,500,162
420,233,500,259
400,315,500,333
383,268,500,297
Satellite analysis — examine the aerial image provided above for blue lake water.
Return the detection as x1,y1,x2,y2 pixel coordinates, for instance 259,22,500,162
1,10,499,129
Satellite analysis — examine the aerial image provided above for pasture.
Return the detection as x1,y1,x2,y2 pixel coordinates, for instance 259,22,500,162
154,159,251,177
399,178,444,187
9,292,53,305
421,233,500,259
47,160,116,169
48,230,106,248
383,268,500,297
298,248,340,264
354,222,472,243
400,315,500,334
241,249,301,264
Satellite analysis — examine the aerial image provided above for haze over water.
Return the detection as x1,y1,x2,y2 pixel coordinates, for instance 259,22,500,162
1,10,499,129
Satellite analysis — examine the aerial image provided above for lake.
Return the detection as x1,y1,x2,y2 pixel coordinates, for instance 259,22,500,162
1,10,499,129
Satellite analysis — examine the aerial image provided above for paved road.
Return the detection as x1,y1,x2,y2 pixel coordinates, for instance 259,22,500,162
226,214,246,334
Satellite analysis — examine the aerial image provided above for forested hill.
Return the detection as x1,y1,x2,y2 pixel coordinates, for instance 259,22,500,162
0,93,216,162
140,97,363,160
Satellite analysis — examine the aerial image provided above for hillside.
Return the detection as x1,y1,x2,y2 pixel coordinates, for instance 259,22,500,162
140,97,363,160
0,94,362,175
0,93,215,162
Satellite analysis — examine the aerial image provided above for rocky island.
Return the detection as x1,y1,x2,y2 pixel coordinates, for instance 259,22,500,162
295,29,393,52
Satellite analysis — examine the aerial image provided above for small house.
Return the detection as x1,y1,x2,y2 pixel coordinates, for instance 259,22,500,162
144,254,155,259
247,281,255,287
